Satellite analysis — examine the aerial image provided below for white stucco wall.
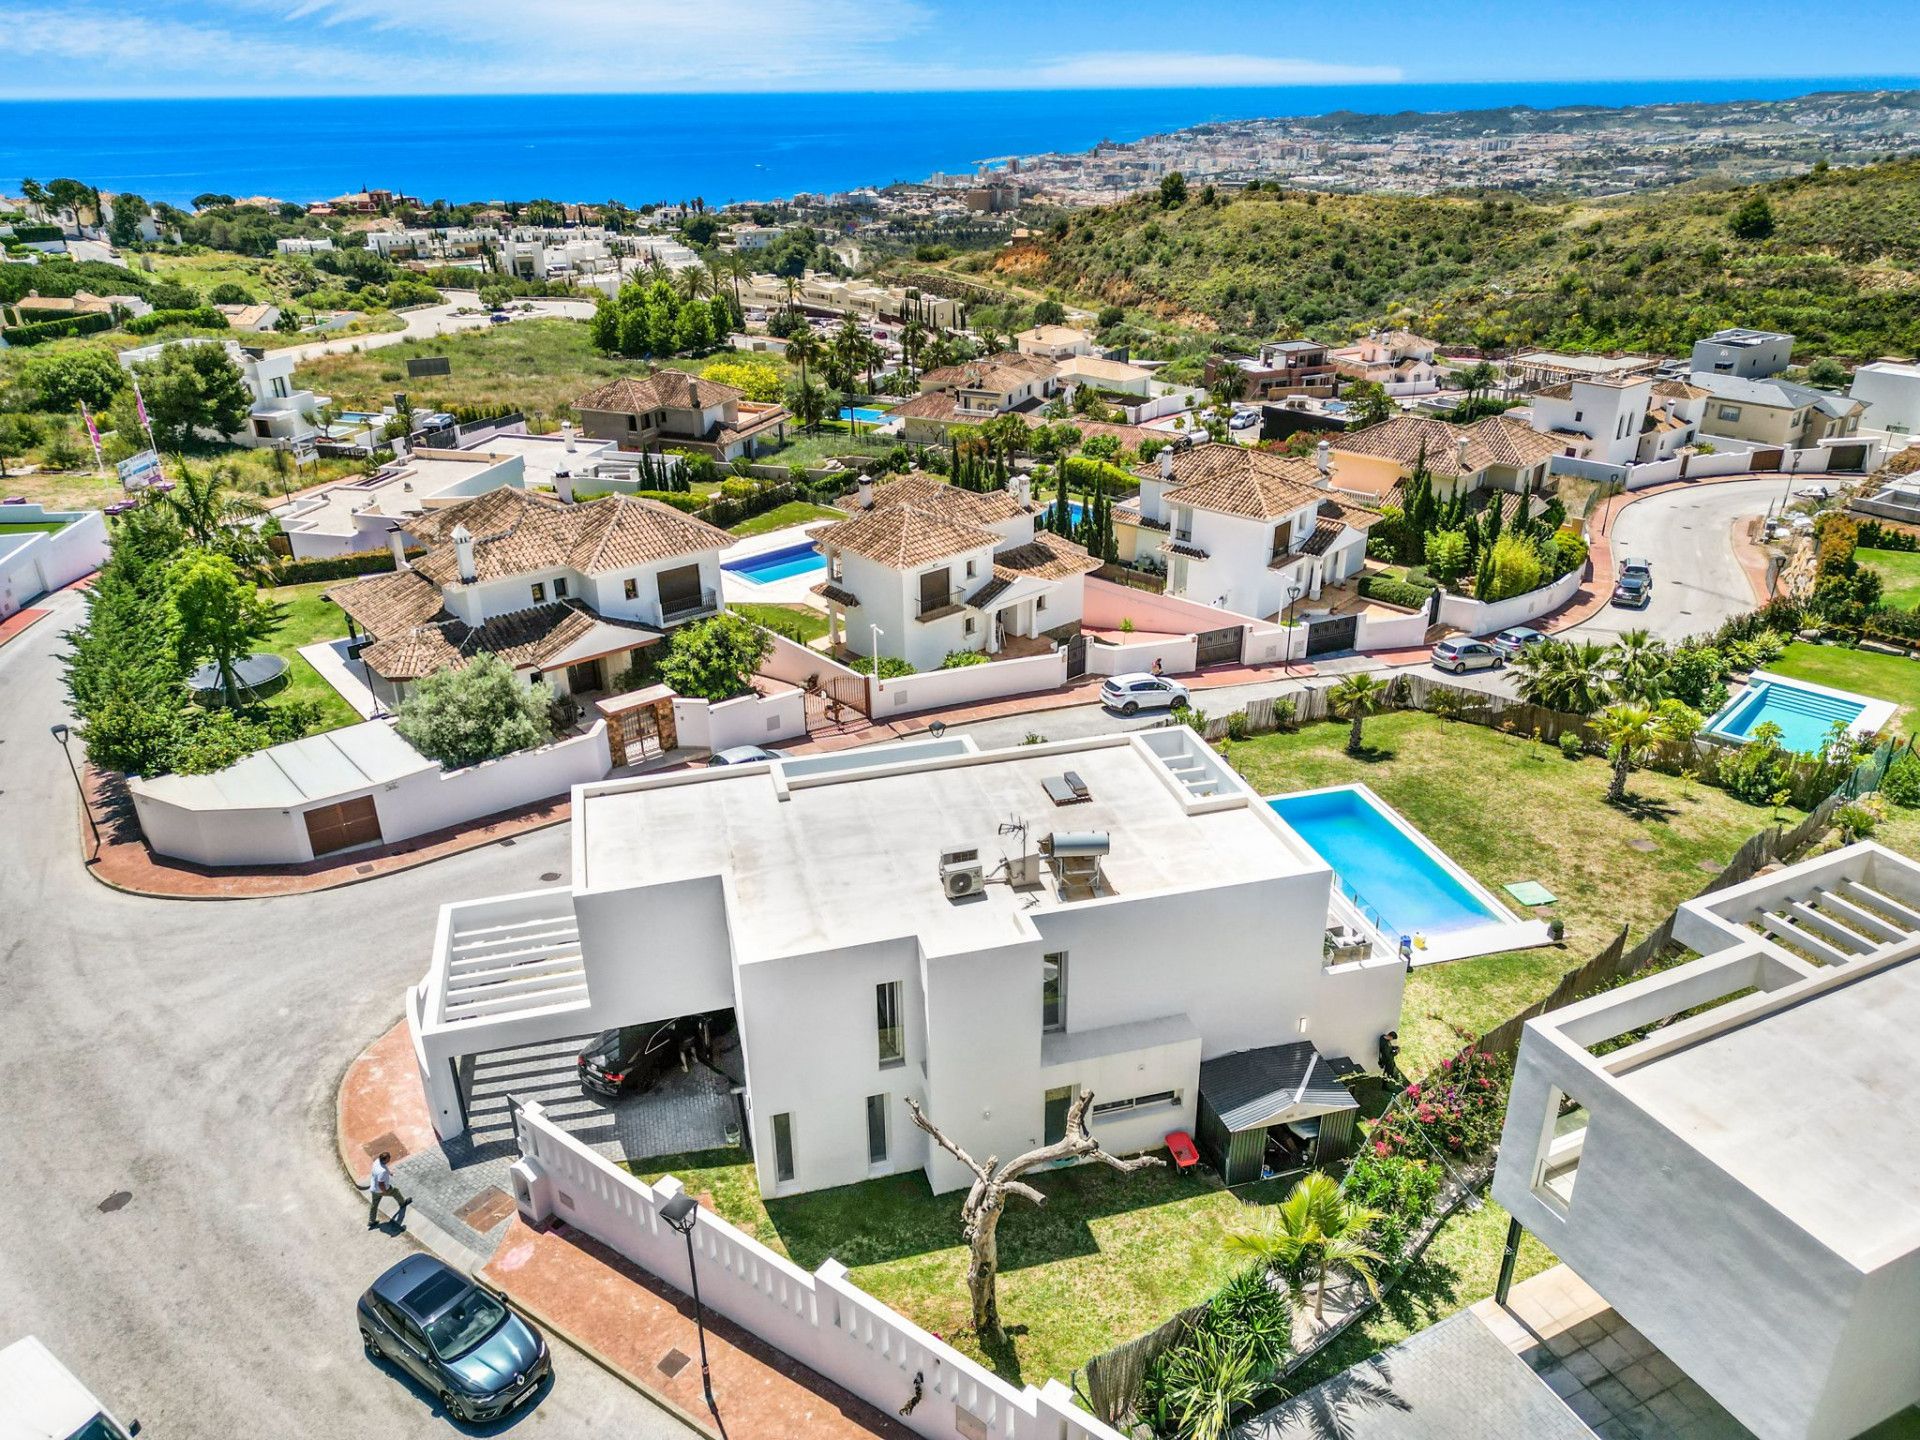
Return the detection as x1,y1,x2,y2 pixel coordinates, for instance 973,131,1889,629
1436,560,1586,637
669,689,807,752
873,649,1068,718
0,507,108,619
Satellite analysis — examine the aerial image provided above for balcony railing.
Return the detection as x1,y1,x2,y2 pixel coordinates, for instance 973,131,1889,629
659,588,718,625
915,587,965,620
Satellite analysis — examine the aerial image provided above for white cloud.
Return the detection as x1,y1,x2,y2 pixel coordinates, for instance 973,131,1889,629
2,4,378,91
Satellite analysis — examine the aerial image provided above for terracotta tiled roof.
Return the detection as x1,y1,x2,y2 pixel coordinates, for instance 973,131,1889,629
814,505,1000,571
870,472,1028,523
1153,445,1325,520
326,567,449,639
965,575,1015,609
1653,379,1710,401
358,601,659,682
403,488,730,587
1333,414,1557,477
889,389,1161,448
574,369,742,413
990,529,1101,581
1297,515,1348,557
1163,540,1209,560
809,579,861,608
920,349,1055,392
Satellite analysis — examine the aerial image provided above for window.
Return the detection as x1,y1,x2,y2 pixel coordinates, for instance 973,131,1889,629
1718,405,1742,422
964,617,976,636
1573,410,1583,423
554,577,569,598
875,981,905,1066
965,559,977,579
1036,594,1047,612
627,414,637,431
1042,952,1067,1032
772,1113,795,1182
530,581,547,603
1532,1087,1587,1213
866,1093,889,1164
624,577,639,600
1090,1090,1179,1116
1044,1085,1074,1145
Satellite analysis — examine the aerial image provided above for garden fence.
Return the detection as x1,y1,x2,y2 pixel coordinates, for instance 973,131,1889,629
1081,1299,1210,1426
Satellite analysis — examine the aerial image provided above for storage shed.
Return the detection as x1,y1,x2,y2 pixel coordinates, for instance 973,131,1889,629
1197,1041,1360,1185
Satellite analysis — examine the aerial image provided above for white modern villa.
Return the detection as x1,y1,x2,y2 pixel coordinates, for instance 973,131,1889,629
116,336,324,449
811,473,1101,670
407,730,1406,1198
1494,842,1920,1440
274,447,527,558
1526,376,1708,465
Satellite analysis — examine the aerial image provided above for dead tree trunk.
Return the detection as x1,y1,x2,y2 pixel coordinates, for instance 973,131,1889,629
905,1089,1162,1335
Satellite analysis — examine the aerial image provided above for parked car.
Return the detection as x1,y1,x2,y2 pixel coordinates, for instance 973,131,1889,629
358,1255,550,1424
1430,635,1503,673
1618,557,1654,584
708,745,779,766
577,1010,734,1097
1,1336,141,1439
1490,626,1548,660
1611,571,1653,608
1101,673,1191,715
488,311,510,325
1228,409,1261,430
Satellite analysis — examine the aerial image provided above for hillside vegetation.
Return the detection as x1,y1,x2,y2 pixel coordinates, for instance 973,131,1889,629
981,157,1920,358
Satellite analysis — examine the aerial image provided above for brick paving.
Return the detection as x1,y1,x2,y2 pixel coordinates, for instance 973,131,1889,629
0,606,50,650
483,1219,914,1440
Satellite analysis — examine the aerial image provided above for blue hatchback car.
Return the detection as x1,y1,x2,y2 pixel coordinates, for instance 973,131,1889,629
358,1255,550,1423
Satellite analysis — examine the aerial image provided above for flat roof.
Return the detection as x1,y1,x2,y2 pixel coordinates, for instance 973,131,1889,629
1614,956,1920,1269
131,720,431,811
576,735,1313,961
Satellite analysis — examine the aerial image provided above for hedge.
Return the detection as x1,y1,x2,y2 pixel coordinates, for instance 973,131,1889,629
1359,574,1434,609
2,312,115,345
7,225,62,244
270,546,423,585
1061,455,1139,495
125,307,228,335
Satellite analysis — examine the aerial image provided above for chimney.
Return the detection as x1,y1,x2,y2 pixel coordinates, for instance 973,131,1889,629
563,419,576,453
1159,448,1175,480
1455,434,1471,474
857,476,875,508
387,528,409,571
1315,438,1331,476
451,523,477,583
1010,472,1032,509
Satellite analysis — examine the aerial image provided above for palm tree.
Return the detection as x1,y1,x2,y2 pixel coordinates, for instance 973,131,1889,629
1608,629,1670,703
900,319,929,379
1592,701,1678,804
1510,639,1614,716
1226,1173,1384,1321
678,264,710,302
153,460,269,567
1329,673,1388,756
785,327,822,392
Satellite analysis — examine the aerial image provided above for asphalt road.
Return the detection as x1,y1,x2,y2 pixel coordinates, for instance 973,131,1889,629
0,588,692,1437
276,292,597,368
1560,477,1790,646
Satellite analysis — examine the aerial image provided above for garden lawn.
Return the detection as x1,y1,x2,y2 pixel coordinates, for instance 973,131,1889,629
1858,548,1920,610
1221,712,1793,1075
0,520,66,534
1769,640,1920,736
263,581,360,734
4,449,361,513
731,602,830,643
634,1149,1304,1388
760,428,898,470
728,500,843,537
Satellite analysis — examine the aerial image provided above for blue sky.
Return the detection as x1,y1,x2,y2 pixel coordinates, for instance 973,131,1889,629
6,0,1918,97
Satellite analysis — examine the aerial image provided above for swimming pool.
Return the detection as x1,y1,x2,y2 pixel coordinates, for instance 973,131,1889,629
839,406,891,424
722,540,827,585
1268,785,1506,939
1706,673,1873,754
1044,500,1088,528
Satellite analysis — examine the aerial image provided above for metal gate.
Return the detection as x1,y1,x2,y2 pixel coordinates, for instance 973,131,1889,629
1065,633,1090,679
1305,613,1359,657
1749,447,1785,473
1195,625,1243,665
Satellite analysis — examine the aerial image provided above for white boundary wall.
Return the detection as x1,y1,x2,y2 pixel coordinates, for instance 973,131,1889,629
670,689,808,752
1086,634,1197,676
754,626,865,691
0,506,109,619
875,649,1068,716
1436,561,1587,638
510,1102,1128,1440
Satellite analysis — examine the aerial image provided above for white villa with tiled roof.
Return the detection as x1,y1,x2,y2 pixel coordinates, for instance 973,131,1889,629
326,487,731,708
1327,413,1560,501
1526,375,1707,465
573,369,790,462
810,473,1101,670
1117,445,1379,620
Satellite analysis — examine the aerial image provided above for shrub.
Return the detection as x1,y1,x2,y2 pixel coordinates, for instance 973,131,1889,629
847,654,915,678
394,654,554,769
1548,527,1589,577
657,611,773,702
1343,1151,1443,1259
1369,1047,1511,1160
2,313,115,345
1559,732,1584,759
125,306,229,335
1836,796,1888,842
270,546,423,585
1881,750,1920,808
1358,574,1430,609
1269,695,1297,731
632,489,705,514
1476,532,1544,602
939,649,990,668
1225,710,1249,742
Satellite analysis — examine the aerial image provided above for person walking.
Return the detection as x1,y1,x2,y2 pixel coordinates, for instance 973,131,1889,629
367,1152,408,1227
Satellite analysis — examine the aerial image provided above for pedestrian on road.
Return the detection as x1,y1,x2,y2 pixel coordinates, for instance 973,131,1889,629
1151,656,1165,677
367,1152,408,1228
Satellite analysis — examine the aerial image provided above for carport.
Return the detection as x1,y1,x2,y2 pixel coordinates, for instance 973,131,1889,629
1197,1041,1360,1185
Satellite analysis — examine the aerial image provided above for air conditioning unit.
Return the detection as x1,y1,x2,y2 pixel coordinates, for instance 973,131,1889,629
939,847,984,900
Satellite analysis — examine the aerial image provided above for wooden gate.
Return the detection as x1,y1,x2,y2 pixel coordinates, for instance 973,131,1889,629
1065,633,1090,679
1749,447,1785,473
302,794,383,857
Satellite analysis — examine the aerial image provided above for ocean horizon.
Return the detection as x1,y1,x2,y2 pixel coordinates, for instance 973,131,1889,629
3,77,1916,208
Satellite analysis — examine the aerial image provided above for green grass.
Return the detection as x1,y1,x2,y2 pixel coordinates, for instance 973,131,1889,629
1770,640,1920,736
759,429,897,470
731,602,830,643
0,520,66,534
1221,713,1794,1075
1858,548,1920,610
635,1149,1305,1387
2,446,361,513
728,500,843,536
262,580,360,734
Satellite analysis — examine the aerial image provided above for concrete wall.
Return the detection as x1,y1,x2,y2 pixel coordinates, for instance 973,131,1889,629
874,649,1068,718
511,1104,1128,1440
1086,634,1199,676
0,506,108,619
669,688,808,752
1436,561,1586,638
1355,607,1431,652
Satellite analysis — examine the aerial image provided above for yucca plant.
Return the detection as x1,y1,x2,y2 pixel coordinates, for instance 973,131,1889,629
1141,1325,1260,1440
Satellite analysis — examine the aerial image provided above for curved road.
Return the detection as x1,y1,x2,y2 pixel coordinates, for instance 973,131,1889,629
0,587,691,1436
1560,477,1789,646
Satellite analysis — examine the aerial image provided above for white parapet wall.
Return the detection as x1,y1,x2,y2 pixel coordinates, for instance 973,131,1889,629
1086,634,1199,676
670,688,808,752
510,1100,1129,1440
873,648,1068,717
1435,561,1586,638
0,505,109,619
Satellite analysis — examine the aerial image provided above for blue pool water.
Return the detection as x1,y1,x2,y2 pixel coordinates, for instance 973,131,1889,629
1268,787,1501,938
1044,500,1088,527
839,406,890,424
1707,678,1867,755
723,540,827,585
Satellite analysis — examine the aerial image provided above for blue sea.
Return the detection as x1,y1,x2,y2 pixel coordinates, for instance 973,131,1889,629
1,79,1913,207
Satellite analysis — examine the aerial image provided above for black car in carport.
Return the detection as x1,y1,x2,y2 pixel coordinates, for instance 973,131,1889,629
577,1009,735,1098
358,1254,550,1423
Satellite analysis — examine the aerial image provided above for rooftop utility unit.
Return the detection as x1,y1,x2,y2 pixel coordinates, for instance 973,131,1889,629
939,846,984,899
1041,830,1110,898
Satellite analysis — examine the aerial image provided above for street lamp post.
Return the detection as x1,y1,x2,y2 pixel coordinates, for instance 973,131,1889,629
660,1190,719,1423
50,723,101,860
1284,583,1303,674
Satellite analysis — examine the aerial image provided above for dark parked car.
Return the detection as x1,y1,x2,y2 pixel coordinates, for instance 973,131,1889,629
577,1010,734,1098
358,1255,549,1424
1611,571,1653,608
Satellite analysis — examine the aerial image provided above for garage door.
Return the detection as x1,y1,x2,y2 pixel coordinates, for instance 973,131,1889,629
1195,625,1243,665
303,795,383,857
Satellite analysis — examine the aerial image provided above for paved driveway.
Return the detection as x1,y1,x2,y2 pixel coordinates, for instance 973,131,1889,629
277,292,596,367
1560,478,1787,646
0,587,692,1437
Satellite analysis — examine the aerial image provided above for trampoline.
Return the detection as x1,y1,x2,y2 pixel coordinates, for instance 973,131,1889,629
188,652,291,703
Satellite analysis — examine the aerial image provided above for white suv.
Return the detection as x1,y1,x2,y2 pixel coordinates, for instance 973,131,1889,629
1101,673,1191,715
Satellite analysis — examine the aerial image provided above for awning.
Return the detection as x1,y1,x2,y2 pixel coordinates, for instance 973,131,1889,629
1200,1041,1359,1133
